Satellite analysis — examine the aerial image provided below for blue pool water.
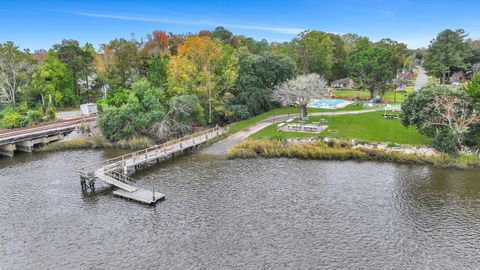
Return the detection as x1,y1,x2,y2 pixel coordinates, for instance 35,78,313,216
311,99,347,108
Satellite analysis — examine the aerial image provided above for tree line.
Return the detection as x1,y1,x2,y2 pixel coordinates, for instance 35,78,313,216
0,26,422,140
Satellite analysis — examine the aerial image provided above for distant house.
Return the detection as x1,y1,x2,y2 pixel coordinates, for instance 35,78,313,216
330,78,355,89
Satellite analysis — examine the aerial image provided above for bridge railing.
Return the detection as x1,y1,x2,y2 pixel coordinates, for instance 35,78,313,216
79,126,227,175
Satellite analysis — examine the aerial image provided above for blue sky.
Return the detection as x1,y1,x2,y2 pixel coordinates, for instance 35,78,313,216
1,0,479,51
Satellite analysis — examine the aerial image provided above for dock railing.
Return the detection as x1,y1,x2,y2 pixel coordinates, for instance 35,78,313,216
104,170,137,186
78,126,227,177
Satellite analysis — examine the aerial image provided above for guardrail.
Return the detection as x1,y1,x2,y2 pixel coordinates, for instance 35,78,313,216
0,116,97,145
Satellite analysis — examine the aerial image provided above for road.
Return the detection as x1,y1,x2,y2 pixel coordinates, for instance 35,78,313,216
0,116,96,141
414,68,428,91
56,110,82,120
202,108,390,156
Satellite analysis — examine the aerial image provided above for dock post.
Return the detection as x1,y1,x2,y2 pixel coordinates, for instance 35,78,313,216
80,177,87,191
88,179,95,192
151,177,156,203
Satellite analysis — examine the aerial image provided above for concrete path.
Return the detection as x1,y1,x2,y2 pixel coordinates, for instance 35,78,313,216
414,68,428,91
202,108,390,156
56,110,82,120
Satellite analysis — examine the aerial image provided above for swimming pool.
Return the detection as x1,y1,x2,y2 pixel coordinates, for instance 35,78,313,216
309,99,350,108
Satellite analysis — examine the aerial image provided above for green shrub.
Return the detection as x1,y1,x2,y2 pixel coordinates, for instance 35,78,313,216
227,105,251,121
25,108,44,125
0,104,56,129
45,106,56,121
431,129,458,155
0,112,26,128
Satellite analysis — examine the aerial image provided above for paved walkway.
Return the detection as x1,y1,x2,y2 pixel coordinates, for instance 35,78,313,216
56,110,82,120
202,108,391,156
414,68,428,91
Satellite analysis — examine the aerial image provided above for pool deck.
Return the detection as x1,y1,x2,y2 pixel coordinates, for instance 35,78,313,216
307,99,353,109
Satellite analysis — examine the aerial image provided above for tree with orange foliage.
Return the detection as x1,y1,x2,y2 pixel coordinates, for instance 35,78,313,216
145,31,170,56
168,36,238,123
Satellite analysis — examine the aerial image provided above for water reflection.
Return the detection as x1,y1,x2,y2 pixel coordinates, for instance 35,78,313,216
0,151,480,269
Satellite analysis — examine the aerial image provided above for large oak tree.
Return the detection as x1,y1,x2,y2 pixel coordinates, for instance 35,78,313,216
348,46,395,99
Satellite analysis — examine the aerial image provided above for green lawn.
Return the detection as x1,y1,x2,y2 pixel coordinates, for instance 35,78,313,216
334,88,414,102
226,102,364,134
249,111,430,145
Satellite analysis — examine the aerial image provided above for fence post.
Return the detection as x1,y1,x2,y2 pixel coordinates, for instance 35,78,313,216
122,156,127,174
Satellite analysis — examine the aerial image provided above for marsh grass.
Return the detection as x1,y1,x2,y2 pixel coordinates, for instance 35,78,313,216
115,137,153,150
41,136,153,152
228,139,480,170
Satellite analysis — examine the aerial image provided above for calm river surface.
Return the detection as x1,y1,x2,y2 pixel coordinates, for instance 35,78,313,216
1,150,480,269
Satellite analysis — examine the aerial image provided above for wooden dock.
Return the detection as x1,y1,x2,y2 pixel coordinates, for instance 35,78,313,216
113,189,165,204
79,126,227,204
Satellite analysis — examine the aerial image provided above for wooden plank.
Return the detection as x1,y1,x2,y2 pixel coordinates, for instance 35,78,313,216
113,189,165,204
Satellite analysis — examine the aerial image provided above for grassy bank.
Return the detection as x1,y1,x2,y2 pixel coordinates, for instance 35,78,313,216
250,111,429,145
228,139,480,170
226,103,364,134
41,136,153,152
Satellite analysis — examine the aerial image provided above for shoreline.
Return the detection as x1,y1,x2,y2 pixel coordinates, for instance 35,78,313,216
40,136,153,152
40,132,228,153
227,138,480,171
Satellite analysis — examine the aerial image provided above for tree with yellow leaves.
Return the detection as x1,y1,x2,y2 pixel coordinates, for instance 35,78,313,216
168,36,238,123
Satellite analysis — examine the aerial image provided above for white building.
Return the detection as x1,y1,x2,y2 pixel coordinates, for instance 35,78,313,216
80,103,98,116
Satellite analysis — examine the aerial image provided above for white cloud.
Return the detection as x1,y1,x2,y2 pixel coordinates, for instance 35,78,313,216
66,11,304,35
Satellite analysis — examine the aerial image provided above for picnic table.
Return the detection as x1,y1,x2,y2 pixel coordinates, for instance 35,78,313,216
383,114,398,120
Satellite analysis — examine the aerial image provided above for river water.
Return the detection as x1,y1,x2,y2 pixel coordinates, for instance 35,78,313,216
1,150,480,269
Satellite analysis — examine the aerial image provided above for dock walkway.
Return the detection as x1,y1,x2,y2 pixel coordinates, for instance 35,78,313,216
79,126,227,204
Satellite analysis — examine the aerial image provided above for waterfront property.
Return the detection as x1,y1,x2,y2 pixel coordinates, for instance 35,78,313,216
250,111,429,145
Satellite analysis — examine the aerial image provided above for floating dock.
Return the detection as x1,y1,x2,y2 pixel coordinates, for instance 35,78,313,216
113,189,165,205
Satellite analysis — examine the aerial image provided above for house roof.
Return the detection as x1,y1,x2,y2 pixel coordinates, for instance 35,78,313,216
331,78,351,84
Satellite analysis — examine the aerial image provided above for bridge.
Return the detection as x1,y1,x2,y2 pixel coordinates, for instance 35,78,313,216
78,126,227,205
0,116,96,157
